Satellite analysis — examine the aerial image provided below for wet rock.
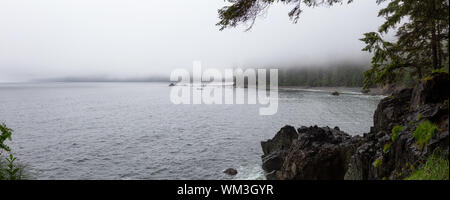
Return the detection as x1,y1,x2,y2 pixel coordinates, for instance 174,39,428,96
261,125,298,155
361,88,370,94
278,126,361,180
331,91,340,96
346,73,449,180
262,126,361,180
223,168,238,176
265,170,279,180
169,83,176,86
410,72,449,112
372,88,412,133
263,73,449,180
261,125,297,172
261,153,284,172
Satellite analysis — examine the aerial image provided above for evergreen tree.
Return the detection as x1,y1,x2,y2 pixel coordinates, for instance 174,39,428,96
217,0,450,89
361,0,449,88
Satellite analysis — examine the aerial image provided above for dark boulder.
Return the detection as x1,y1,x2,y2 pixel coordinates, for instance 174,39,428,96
223,168,238,176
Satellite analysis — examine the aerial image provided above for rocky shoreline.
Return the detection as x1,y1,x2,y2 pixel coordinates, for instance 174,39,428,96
262,72,449,180
278,86,387,96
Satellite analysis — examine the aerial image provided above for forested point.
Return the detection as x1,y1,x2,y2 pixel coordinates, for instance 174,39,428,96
278,65,367,87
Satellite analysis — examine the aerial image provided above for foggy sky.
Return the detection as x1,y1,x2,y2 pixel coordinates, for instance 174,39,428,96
0,0,387,82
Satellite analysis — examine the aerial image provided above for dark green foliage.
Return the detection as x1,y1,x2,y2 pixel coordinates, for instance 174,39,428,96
0,123,23,180
4,154,20,180
278,65,367,87
0,123,12,152
361,0,449,89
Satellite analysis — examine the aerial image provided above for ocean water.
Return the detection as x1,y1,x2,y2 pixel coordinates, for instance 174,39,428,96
0,82,382,180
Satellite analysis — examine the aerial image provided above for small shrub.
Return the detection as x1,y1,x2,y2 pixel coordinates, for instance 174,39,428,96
5,154,20,180
0,123,12,152
373,158,383,168
413,121,438,150
1,123,24,180
383,143,391,153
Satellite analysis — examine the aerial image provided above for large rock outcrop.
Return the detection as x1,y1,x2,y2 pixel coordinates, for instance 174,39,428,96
261,125,298,173
262,72,449,180
346,72,449,180
261,126,362,180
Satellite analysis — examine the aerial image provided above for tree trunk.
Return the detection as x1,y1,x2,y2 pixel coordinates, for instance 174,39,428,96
431,1,439,70
437,23,442,69
417,65,423,79
431,23,439,70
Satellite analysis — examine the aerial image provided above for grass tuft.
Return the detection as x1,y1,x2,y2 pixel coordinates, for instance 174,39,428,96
413,121,437,150
416,114,423,121
373,158,383,168
405,150,449,180
391,125,404,142
383,143,391,153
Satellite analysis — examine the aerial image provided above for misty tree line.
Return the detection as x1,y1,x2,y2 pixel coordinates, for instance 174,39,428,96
277,65,367,87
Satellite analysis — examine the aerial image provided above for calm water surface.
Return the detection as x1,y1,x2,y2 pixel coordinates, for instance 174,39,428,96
0,82,382,179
